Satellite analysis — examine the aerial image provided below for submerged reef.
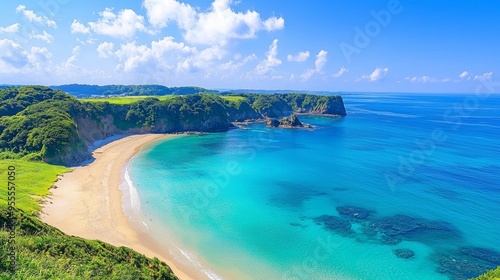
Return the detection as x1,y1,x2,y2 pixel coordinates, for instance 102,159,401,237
312,205,500,280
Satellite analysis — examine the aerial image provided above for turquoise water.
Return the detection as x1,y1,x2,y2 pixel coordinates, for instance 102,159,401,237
129,93,500,280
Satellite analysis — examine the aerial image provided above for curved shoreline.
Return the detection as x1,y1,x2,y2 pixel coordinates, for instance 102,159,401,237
40,134,198,280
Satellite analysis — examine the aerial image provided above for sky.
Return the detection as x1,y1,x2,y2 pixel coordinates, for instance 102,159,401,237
0,0,499,93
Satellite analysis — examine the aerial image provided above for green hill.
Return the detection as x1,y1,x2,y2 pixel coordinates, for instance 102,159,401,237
49,84,215,98
1,86,346,165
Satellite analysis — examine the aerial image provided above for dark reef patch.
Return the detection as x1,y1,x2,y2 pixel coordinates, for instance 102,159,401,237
459,247,500,265
393,249,415,259
336,206,374,220
434,248,500,280
366,214,461,245
314,215,353,236
311,206,499,279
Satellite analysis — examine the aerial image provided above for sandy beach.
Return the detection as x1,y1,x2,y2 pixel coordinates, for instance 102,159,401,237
40,134,196,280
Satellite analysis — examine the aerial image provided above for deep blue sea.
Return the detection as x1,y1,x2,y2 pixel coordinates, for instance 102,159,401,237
128,92,500,280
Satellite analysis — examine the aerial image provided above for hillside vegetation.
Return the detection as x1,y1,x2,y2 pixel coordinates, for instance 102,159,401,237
0,160,69,214
0,157,177,279
50,84,215,98
0,86,346,165
475,267,500,280
0,207,178,279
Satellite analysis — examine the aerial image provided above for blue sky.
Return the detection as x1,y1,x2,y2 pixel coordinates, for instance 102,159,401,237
1,0,499,92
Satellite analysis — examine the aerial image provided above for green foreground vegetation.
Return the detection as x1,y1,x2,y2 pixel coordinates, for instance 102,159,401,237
0,158,177,279
0,160,69,214
475,268,500,280
0,207,177,279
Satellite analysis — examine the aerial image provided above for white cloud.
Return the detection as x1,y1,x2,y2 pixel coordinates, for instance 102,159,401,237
143,0,197,29
459,70,470,80
0,23,20,33
32,31,54,43
218,54,256,72
315,50,327,73
263,17,285,31
97,42,115,58
255,39,281,75
332,67,348,78
88,8,149,38
0,39,30,73
287,51,309,62
0,39,52,74
16,5,57,28
405,71,494,83
143,0,285,46
301,50,328,81
29,46,52,71
113,36,197,72
404,75,438,83
473,72,493,81
71,20,90,34
65,46,81,66
47,20,57,28
361,67,388,82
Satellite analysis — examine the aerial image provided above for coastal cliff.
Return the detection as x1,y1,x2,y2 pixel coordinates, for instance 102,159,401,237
0,86,346,165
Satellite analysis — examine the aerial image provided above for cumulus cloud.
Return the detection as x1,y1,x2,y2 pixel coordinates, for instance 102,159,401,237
404,75,438,83
29,46,52,71
71,20,90,34
143,0,285,46
315,50,327,73
112,36,197,72
263,17,285,31
0,39,52,74
65,46,81,66
360,67,388,82
16,5,57,28
0,39,30,73
143,0,197,29
97,42,115,58
255,39,281,75
287,51,309,62
332,67,348,78
32,31,54,43
87,8,150,38
0,23,20,33
459,70,470,80
406,71,495,83
301,50,328,81
473,72,493,81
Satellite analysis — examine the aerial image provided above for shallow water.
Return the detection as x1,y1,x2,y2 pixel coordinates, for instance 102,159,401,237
129,92,500,280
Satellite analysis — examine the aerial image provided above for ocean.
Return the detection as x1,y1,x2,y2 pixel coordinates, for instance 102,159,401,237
127,92,500,280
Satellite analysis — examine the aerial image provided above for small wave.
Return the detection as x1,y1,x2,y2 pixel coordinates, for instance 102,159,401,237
171,243,225,280
124,166,141,213
430,120,500,129
349,108,418,118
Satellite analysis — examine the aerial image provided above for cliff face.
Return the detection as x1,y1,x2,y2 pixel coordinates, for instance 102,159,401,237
0,87,347,166
226,101,262,122
64,93,347,165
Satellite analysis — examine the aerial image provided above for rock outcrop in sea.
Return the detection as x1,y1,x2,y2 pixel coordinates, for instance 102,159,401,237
266,114,310,129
